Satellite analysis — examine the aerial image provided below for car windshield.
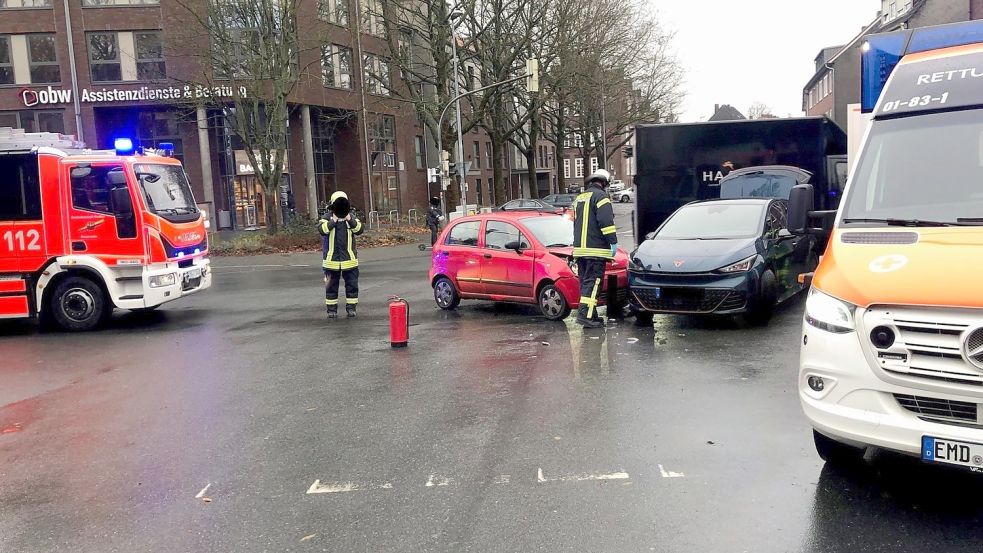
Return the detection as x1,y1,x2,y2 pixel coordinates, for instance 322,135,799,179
135,164,198,217
841,110,983,226
656,203,764,240
521,216,574,247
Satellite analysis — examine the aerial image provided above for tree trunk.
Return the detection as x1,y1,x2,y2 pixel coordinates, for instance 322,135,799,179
525,149,538,199
492,136,506,205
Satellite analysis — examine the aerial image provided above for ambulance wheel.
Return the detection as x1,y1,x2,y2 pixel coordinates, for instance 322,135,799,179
538,283,570,321
50,276,108,332
434,277,460,310
814,430,864,466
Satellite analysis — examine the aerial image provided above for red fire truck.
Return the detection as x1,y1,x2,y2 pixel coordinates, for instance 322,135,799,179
0,128,211,331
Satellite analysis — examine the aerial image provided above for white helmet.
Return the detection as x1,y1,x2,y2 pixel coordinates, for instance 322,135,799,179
587,169,611,186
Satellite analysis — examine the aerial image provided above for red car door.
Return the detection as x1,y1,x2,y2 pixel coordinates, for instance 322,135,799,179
438,220,483,294
480,220,535,299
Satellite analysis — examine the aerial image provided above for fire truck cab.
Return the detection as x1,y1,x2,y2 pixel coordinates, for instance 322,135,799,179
0,128,211,331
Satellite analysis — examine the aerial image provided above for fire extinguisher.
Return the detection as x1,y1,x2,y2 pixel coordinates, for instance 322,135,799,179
389,296,409,348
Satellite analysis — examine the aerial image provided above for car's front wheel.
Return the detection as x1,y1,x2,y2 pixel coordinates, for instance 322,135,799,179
49,276,108,332
538,283,571,321
433,277,461,310
743,269,777,326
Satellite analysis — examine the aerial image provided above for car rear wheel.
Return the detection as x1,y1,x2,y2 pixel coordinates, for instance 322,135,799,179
50,276,108,332
814,430,865,466
433,277,460,310
538,283,571,321
620,195,630,203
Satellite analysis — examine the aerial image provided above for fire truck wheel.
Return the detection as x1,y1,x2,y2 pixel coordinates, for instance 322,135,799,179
50,276,108,332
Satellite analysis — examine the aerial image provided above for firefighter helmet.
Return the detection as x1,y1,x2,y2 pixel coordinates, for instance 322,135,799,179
587,169,611,186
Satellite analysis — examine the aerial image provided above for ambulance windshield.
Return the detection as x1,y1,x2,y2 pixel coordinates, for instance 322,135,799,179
841,109,983,226
135,164,199,222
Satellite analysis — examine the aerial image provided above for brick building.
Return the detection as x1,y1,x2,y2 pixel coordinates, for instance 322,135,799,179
0,0,515,228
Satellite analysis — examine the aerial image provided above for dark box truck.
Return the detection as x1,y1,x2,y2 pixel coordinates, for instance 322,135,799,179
633,117,848,238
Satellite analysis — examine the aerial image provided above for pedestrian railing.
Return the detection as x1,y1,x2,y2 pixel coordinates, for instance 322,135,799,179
388,210,400,226
367,211,380,229
406,209,419,226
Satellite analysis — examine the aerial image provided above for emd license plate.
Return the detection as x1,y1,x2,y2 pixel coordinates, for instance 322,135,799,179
922,436,983,470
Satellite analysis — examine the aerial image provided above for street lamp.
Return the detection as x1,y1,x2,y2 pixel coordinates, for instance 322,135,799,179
449,11,467,218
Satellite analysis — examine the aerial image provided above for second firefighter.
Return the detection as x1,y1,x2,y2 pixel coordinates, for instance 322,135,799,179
572,169,618,328
319,191,364,318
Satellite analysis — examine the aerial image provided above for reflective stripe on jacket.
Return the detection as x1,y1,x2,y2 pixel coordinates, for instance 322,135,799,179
572,185,617,259
319,217,364,270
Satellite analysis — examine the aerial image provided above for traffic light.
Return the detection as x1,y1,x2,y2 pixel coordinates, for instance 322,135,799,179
526,58,539,93
623,146,633,158
440,150,450,176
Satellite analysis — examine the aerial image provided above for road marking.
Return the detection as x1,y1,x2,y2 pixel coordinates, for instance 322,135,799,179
425,474,452,487
537,468,630,483
195,483,211,499
658,465,684,478
494,475,511,484
306,479,393,494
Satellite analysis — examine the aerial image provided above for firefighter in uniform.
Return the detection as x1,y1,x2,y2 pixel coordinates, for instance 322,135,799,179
572,169,618,328
318,191,364,318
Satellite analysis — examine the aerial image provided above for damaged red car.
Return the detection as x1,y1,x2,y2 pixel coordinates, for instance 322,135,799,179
429,212,629,320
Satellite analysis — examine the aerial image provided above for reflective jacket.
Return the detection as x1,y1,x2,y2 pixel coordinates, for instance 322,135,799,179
318,217,364,270
573,185,617,259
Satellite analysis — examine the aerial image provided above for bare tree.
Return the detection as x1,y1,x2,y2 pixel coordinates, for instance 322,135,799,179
748,101,774,120
171,0,320,233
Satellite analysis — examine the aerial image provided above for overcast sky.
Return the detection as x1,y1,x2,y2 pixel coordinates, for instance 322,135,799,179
653,0,882,122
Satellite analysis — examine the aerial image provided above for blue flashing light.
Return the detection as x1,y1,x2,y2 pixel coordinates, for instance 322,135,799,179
860,19,983,113
114,137,135,154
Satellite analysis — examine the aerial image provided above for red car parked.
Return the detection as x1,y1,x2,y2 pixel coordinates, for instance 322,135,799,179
429,212,629,320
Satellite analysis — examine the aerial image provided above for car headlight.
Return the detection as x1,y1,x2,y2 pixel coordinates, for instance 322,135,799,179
149,273,177,288
805,288,856,333
716,255,756,273
567,258,579,276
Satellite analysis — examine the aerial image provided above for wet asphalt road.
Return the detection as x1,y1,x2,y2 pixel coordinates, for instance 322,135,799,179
3,204,983,552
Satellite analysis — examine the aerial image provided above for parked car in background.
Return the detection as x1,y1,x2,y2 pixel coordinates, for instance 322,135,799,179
430,212,629,320
611,188,634,203
496,198,563,214
628,198,817,326
608,180,626,193
566,184,583,194
542,194,577,209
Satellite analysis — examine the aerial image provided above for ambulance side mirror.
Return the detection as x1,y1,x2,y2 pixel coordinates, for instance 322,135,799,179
788,184,815,235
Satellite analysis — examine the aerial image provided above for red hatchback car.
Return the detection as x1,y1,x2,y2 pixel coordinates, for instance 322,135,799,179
429,212,629,320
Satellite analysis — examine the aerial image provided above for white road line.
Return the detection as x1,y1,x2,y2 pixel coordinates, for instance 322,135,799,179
425,474,452,487
195,483,211,498
658,465,685,478
537,468,630,483
494,475,511,484
306,479,393,494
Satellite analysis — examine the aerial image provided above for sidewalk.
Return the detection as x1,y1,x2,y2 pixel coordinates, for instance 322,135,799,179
208,241,431,268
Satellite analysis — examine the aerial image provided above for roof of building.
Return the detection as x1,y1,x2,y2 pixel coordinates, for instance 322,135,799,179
708,104,746,122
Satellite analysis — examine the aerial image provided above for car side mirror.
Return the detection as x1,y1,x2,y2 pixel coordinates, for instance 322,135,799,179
504,240,525,253
111,186,134,216
788,184,815,235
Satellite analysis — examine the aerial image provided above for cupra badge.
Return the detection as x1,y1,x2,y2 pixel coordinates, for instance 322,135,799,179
868,254,908,273
673,260,685,268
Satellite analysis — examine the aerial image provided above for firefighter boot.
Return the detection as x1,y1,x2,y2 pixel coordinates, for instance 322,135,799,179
346,304,357,318
327,306,338,319
575,306,604,328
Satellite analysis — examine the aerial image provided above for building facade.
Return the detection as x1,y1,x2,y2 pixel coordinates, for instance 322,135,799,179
0,0,511,229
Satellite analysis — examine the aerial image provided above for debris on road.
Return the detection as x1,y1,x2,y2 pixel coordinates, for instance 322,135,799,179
300,534,317,542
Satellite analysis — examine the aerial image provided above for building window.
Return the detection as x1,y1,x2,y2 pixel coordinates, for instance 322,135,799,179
135,32,164,80
575,158,583,178
472,141,480,169
1,0,53,7
317,0,348,26
0,109,64,133
485,142,492,168
363,53,390,96
563,158,570,179
414,136,424,170
321,44,353,89
0,37,13,85
27,34,59,84
360,0,385,37
82,0,159,5
137,111,183,162
397,28,413,78
88,33,121,82
590,157,598,173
